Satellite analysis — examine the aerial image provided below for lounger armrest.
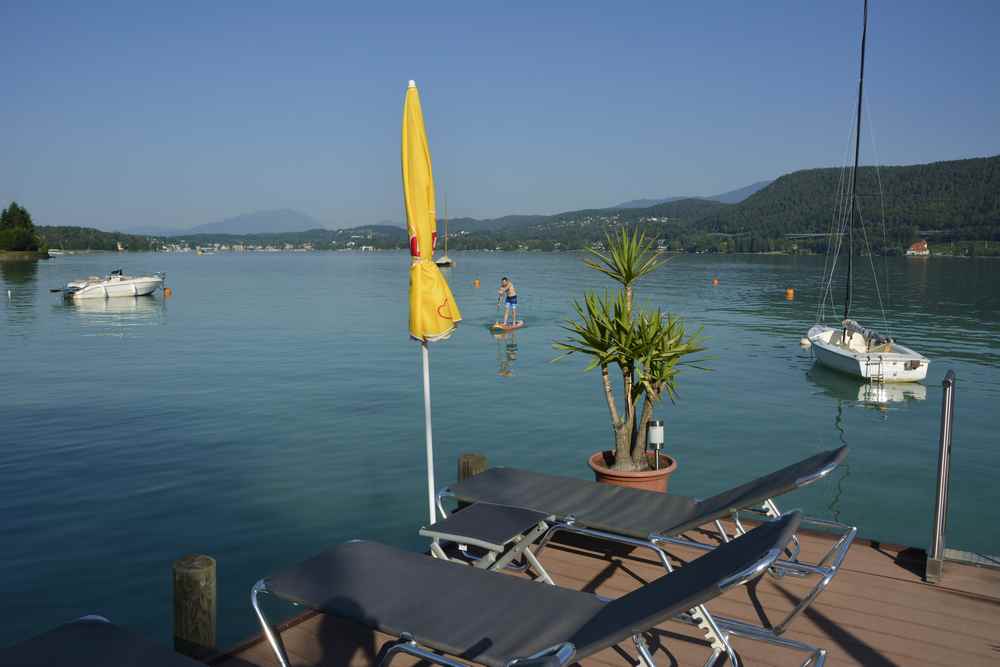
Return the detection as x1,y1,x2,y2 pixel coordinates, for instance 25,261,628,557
506,642,576,667
719,547,783,590
761,516,857,577
770,518,857,635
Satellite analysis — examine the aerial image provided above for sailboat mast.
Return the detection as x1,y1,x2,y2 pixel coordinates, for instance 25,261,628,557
443,193,448,255
844,0,869,322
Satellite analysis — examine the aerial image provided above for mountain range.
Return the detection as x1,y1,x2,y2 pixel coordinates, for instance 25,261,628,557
612,180,773,209
121,181,770,237
40,155,998,253
126,209,325,237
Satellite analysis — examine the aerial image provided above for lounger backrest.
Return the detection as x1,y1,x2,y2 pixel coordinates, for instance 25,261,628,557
688,446,847,530
568,512,802,657
449,467,700,539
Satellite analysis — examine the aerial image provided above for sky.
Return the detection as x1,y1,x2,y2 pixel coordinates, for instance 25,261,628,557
2,1,998,231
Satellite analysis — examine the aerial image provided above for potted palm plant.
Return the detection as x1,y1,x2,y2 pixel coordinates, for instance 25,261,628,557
555,228,705,492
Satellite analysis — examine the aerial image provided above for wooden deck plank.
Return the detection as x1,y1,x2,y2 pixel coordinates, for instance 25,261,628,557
214,528,1000,667
538,541,1000,664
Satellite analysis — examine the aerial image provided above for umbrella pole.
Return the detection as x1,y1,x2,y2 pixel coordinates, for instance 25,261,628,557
421,341,437,525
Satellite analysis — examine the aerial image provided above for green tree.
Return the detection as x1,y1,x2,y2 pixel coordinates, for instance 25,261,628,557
555,229,706,472
0,202,41,251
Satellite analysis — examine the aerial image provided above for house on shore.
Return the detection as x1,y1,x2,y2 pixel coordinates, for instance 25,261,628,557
906,239,930,256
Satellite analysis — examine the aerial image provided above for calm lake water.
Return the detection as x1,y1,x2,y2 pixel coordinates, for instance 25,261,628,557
1,251,998,647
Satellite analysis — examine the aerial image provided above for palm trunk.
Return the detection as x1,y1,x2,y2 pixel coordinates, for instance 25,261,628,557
600,366,634,470
611,363,638,471
632,394,655,469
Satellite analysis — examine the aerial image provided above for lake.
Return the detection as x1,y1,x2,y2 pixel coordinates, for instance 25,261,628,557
1,251,997,648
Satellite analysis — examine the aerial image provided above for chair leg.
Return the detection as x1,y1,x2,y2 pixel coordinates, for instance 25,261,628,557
523,546,555,585
633,633,657,667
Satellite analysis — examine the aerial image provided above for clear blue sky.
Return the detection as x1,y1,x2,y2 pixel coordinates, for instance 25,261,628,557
2,1,997,231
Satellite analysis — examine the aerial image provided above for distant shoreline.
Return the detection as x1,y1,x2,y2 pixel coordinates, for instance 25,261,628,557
0,250,50,261
11,247,997,260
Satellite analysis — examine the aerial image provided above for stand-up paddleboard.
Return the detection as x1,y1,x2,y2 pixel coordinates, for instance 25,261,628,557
491,320,525,331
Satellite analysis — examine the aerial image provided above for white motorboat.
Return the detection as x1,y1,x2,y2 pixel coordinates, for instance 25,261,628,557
805,0,928,383
64,269,164,299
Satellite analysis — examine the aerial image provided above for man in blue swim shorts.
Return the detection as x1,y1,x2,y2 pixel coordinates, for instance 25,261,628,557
496,276,520,327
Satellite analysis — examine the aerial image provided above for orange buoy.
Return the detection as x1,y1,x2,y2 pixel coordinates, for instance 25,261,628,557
163,287,173,298
473,279,480,288
711,277,719,286
785,288,795,300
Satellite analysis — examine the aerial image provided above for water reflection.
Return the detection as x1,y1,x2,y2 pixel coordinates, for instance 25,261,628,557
1,260,40,328
806,365,926,409
59,295,167,333
806,365,930,520
494,331,518,377
827,401,850,523
0,259,39,286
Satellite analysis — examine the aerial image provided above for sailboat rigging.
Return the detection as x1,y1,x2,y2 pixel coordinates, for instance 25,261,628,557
805,0,929,382
435,193,454,268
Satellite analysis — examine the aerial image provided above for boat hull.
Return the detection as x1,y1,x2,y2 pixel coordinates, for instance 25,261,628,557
808,325,929,382
67,276,163,299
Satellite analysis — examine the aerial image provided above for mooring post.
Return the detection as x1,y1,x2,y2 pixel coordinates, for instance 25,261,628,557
926,370,956,583
173,554,216,658
458,452,488,481
457,453,488,511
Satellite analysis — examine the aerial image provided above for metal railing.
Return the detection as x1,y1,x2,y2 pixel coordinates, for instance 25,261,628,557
925,370,956,583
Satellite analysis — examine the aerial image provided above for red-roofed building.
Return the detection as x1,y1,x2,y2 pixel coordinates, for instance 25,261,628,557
906,239,930,256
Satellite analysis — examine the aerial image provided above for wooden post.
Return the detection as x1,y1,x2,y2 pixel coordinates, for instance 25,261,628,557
173,554,216,659
458,452,488,481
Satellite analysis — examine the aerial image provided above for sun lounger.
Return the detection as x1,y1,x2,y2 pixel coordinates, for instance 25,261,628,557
253,512,824,667
0,615,203,667
438,446,855,638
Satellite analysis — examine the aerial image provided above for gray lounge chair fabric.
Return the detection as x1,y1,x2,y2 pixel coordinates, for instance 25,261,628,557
0,617,202,667
420,501,551,550
267,540,603,667
448,446,847,539
258,513,801,667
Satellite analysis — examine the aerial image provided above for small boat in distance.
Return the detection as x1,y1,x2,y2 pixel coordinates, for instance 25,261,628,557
435,193,454,268
806,0,928,383
63,269,164,299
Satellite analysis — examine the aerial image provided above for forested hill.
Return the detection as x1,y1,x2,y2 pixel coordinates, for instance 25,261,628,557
37,226,160,251
693,155,1000,246
28,154,1000,254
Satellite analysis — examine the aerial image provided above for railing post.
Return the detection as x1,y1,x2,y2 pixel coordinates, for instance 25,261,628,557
926,370,956,583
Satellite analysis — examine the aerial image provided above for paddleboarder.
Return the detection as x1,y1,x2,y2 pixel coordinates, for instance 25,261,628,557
496,276,520,328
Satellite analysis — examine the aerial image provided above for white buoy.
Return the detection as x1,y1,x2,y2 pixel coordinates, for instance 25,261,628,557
800,337,812,347
6,289,11,300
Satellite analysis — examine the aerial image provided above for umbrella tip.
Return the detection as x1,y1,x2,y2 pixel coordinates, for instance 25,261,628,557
408,79,416,88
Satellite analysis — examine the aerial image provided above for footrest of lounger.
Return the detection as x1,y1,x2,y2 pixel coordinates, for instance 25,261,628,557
421,502,553,551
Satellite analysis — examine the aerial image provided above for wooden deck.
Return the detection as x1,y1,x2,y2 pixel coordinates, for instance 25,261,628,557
213,529,1000,667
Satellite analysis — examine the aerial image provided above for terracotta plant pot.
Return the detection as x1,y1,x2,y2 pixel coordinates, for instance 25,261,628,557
588,450,677,493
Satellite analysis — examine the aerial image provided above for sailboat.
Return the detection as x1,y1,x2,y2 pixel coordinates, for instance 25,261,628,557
435,193,454,268
806,0,929,382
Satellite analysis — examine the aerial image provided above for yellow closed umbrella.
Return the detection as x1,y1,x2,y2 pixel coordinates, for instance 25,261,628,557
402,80,461,523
